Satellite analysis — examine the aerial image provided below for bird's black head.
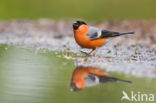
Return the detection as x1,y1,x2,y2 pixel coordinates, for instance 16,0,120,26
70,82,81,92
73,21,87,30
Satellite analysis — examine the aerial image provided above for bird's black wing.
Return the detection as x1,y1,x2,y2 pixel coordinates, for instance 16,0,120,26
84,74,118,87
85,74,131,86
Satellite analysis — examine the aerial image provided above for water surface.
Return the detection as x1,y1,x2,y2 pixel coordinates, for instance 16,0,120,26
0,45,155,103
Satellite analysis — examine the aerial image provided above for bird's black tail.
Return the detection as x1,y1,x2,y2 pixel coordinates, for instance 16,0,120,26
116,79,132,84
99,30,135,38
119,31,135,35
98,75,132,84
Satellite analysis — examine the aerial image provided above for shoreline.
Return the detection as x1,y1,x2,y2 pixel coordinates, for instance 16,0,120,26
0,19,156,78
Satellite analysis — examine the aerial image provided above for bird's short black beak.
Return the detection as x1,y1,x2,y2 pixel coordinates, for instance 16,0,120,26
70,82,81,91
73,22,79,30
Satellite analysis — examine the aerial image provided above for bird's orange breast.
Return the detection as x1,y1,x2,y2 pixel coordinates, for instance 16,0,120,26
74,25,107,49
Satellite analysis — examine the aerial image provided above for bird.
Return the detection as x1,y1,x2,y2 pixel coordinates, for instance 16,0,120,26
70,66,132,91
73,20,135,56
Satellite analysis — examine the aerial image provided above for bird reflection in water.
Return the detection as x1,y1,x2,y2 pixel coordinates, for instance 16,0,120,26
70,66,132,91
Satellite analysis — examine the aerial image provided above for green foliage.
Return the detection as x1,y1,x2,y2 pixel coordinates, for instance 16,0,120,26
0,0,156,20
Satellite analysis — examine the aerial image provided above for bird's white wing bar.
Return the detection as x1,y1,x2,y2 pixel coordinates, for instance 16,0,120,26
97,30,102,38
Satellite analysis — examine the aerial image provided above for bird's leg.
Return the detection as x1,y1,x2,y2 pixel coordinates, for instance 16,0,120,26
88,48,96,55
80,48,96,56
90,48,97,56
80,50,89,55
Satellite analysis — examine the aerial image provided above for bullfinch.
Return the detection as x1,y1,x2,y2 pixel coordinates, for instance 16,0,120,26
73,21,134,56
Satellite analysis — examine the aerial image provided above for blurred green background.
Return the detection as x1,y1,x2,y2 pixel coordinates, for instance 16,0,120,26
0,0,156,20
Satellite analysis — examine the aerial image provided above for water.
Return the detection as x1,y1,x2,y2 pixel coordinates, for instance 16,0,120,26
0,45,156,103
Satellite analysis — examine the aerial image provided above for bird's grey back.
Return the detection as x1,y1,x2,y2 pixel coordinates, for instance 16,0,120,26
87,26,101,36
84,74,100,87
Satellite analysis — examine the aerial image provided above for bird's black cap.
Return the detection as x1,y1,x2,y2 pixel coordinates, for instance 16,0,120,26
70,82,81,91
73,20,87,30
